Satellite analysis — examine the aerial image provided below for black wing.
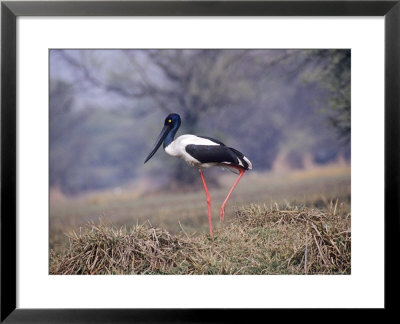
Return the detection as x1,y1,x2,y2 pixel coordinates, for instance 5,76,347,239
185,144,250,170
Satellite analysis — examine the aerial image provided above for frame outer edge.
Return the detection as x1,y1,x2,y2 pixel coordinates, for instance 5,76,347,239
385,1,400,311
1,2,17,323
0,0,398,322
2,1,399,16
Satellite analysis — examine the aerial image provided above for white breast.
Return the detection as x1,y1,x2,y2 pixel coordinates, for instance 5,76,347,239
164,135,219,167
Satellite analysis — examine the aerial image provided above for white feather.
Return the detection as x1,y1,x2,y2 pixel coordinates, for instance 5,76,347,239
165,135,220,168
243,156,252,170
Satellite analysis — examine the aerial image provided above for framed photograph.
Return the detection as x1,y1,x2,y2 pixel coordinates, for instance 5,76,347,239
1,0,398,321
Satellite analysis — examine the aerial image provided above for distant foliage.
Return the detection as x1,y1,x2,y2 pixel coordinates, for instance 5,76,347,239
50,49,351,194
50,81,142,194
309,49,351,142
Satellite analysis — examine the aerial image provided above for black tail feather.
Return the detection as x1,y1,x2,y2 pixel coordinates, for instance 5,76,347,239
228,147,250,170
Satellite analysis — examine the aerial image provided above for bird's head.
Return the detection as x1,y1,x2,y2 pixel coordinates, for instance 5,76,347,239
164,113,181,129
144,113,181,164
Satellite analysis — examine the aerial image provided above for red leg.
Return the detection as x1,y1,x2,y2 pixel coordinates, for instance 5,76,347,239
199,170,213,236
220,167,245,222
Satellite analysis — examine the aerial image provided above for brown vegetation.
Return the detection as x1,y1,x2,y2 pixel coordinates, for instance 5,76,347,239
50,201,350,275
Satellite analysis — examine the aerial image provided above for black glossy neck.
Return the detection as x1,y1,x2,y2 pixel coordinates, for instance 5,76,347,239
163,121,180,148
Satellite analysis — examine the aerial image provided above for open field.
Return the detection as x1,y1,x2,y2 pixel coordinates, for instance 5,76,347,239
50,164,350,274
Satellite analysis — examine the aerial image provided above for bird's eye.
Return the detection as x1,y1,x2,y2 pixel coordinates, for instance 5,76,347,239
168,119,172,123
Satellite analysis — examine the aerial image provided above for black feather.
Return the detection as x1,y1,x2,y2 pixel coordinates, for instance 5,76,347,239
185,144,249,170
228,147,249,170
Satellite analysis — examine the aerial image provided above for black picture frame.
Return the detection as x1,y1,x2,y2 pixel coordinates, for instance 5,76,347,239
1,1,398,322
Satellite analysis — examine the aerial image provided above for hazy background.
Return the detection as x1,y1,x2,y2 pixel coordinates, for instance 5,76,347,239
49,49,351,249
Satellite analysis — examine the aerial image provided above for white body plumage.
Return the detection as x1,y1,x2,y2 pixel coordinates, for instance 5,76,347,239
164,135,218,167
165,134,252,172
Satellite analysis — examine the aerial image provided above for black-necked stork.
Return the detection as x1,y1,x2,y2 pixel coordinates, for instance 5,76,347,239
144,113,252,235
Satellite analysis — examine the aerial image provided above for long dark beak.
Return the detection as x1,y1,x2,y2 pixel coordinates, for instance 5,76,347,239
144,125,171,163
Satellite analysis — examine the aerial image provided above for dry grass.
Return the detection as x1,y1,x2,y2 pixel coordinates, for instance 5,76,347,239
50,224,186,275
50,166,351,252
235,201,351,274
50,201,350,275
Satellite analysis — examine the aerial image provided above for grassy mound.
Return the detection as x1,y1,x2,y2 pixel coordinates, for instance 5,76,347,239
50,202,350,275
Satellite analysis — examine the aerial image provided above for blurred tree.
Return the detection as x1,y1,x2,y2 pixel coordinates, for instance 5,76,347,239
49,79,82,190
50,78,143,194
51,49,351,194
270,49,351,167
58,50,282,188
303,49,351,142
